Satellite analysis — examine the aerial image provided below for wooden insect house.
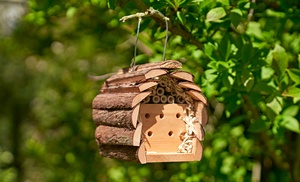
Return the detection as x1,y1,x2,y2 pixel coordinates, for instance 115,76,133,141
92,60,208,164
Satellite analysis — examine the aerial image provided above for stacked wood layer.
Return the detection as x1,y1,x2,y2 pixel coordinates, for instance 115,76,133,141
92,60,208,163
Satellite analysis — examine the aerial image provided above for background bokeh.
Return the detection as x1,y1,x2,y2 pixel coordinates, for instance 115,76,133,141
0,0,300,181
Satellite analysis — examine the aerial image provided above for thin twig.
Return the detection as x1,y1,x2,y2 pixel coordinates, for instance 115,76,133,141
133,0,203,50
120,7,169,22
247,0,256,22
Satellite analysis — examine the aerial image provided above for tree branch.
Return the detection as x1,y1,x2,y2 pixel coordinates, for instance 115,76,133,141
134,0,203,50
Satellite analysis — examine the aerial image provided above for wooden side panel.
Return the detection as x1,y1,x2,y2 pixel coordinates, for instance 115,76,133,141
140,104,187,153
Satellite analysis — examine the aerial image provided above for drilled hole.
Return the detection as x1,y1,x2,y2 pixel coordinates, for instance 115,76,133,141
176,113,181,118
145,113,150,118
159,114,164,119
168,131,174,137
147,131,153,137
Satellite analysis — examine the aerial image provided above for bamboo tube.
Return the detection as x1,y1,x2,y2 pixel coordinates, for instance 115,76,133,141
160,95,167,103
156,87,165,96
152,95,160,103
143,96,151,103
165,86,172,92
176,96,185,104
167,95,175,103
149,88,156,96
171,91,177,96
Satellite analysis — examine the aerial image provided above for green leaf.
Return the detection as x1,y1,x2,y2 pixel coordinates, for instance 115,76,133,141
279,115,300,133
241,42,254,63
282,87,300,98
266,97,283,115
248,119,269,132
219,34,231,61
286,69,300,85
272,44,288,78
230,9,242,27
282,105,299,117
206,7,226,22
217,0,230,6
107,0,116,9
177,11,186,24
241,70,254,92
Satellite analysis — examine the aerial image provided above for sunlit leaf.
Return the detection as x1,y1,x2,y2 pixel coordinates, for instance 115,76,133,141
282,105,299,117
279,115,300,133
206,7,226,22
272,44,288,78
282,87,300,98
286,69,300,85
230,9,242,27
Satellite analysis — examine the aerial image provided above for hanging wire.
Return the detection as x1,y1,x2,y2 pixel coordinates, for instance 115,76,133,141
120,7,170,72
130,17,142,71
162,18,168,61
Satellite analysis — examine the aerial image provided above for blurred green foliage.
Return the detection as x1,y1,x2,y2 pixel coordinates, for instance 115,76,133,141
0,0,300,181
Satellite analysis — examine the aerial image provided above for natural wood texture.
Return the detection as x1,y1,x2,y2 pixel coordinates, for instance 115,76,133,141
99,144,139,162
187,90,208,106
106,69,167,86
92,109,133,128
131,104,140,128
116,60,182,74
92,92,151,109
140,104,187,153
131,91,151,108
170,71,194,82
138,142,146,164
95,125,141,146
195,101,208,125
143,139,203,163
146,153,195,162
101,81,158,94
194,123,205,141
93,93,138,109
193,139,203,161
178,82,202,92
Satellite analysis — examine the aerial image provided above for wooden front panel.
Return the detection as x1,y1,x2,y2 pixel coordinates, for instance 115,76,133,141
140,104,187,153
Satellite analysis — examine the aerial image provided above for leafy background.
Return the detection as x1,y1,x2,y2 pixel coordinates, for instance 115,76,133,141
0,0,299,181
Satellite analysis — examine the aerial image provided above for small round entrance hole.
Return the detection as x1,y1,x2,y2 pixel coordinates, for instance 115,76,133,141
159,113,164,119
145,113,150,119
147,131,153,137
176,113,181,118
168,131,174,137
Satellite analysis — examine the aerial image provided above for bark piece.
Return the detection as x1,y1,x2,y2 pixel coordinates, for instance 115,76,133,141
92,109,133,128
106,69,167,86
92,92,151,109
116,60,182,74
195,101,208,125
178,82,202,92
170,71,194,82
101,81,158,94
194,122,205,141
187,90,208,106
99,144,139,162
95,124,142,146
